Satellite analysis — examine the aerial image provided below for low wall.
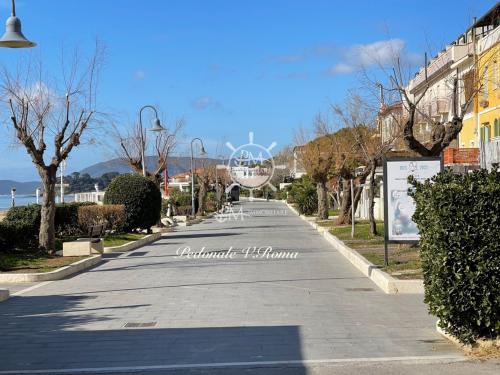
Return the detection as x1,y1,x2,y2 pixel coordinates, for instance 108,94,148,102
0,255,102,283
103,233,161,253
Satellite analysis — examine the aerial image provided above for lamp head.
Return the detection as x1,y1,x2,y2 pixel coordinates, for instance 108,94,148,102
200,146,207,157
150,118,164,132
0,0,36,49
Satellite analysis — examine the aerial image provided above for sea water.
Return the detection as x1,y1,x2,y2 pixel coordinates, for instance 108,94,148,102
0,195,74,211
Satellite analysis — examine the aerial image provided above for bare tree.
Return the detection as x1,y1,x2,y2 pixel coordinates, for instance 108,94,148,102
1,44,105,253
295,114,339,220
332,93,400,234
384,52,488,157
196,161,216,215
116,118,184,187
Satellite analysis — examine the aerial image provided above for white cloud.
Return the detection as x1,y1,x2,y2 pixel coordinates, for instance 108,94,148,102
191,96,220,110
329,39,405,75
134,70,146,81
329,63,354,75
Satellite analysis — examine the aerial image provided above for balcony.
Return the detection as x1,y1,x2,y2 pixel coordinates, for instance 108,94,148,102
430,98,449,117
480,138,500,169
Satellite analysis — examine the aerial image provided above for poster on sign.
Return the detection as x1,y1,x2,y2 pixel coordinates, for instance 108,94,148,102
383,157,442,243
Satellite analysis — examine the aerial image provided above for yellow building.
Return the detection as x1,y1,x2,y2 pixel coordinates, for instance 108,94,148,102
459,5,500,167
477,30,500,142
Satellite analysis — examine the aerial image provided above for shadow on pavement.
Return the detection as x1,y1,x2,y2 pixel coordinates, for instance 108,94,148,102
0,294,305,374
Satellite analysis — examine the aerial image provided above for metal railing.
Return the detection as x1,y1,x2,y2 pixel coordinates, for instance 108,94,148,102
480,138,500,170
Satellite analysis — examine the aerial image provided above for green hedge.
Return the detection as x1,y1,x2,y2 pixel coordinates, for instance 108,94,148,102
169,189,191,207
409,168,500,344
104,174,161,231
0,202,95,252
0,220,39,251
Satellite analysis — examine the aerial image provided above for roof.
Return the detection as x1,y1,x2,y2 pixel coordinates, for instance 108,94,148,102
470,2,500,29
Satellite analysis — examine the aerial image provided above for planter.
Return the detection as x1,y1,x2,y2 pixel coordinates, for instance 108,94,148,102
0,288,9,302
103,233,161,253
0,255,102,283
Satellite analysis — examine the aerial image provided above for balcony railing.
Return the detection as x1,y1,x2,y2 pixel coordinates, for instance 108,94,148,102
480,138,500,170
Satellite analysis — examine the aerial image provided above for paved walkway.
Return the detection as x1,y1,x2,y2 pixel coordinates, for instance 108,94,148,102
0,200,487,374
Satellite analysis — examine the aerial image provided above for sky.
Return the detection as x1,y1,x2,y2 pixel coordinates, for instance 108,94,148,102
0,0,494,181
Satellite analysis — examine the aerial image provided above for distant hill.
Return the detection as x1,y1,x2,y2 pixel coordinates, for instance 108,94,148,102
0,156,222,195
79,156,222,178
0,180,41,195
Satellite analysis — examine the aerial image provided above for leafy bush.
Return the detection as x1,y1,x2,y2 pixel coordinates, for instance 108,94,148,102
3,202,95,240
169,189,192,207
288,176,317,215
78,205,125,233
206,191,217,212
104,174,161,231
409,168,500,344
3,205,41,243
253,189,264,198
55,202,95,236
176,205,192,216
0,220,39,251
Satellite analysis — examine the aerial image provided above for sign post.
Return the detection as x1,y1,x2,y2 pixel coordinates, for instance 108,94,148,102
383,157,443,266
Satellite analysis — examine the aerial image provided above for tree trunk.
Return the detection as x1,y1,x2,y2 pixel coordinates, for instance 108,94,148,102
197,183,207,216
336,178,352,225
368,163,378,236
316,180,329,220
38,166,57,254
349,183,363,223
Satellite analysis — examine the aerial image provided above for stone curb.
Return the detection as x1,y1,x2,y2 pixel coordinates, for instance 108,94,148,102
0,288,9,302
0,255,102,284
103,232,162,253
284,201,424,294
436,321,463,347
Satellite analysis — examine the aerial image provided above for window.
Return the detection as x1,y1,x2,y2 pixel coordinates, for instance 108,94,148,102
480,124,491,143
495,119,500,138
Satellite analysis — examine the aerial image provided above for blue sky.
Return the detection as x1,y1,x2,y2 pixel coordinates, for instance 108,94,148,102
0,0,494,181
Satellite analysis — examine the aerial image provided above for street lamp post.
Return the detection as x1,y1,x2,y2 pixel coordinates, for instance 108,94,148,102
161,133,175,197
216,155,226,211
0,0,36,48
190,138,207,217
11,187,16,207
138,105,164,177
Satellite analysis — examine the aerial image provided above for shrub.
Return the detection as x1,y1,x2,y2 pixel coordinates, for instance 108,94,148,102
176,205,192,216
253,189,263,198
205,191,217,213
104,174,161,231
3,205,41,246
169,189,192,207
409,168,500,344
55,202,95,236
78,205,125,233
288,176,317,215
0,220,39,251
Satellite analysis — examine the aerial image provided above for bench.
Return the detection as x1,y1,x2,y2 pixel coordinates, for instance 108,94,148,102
63,224,105,257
